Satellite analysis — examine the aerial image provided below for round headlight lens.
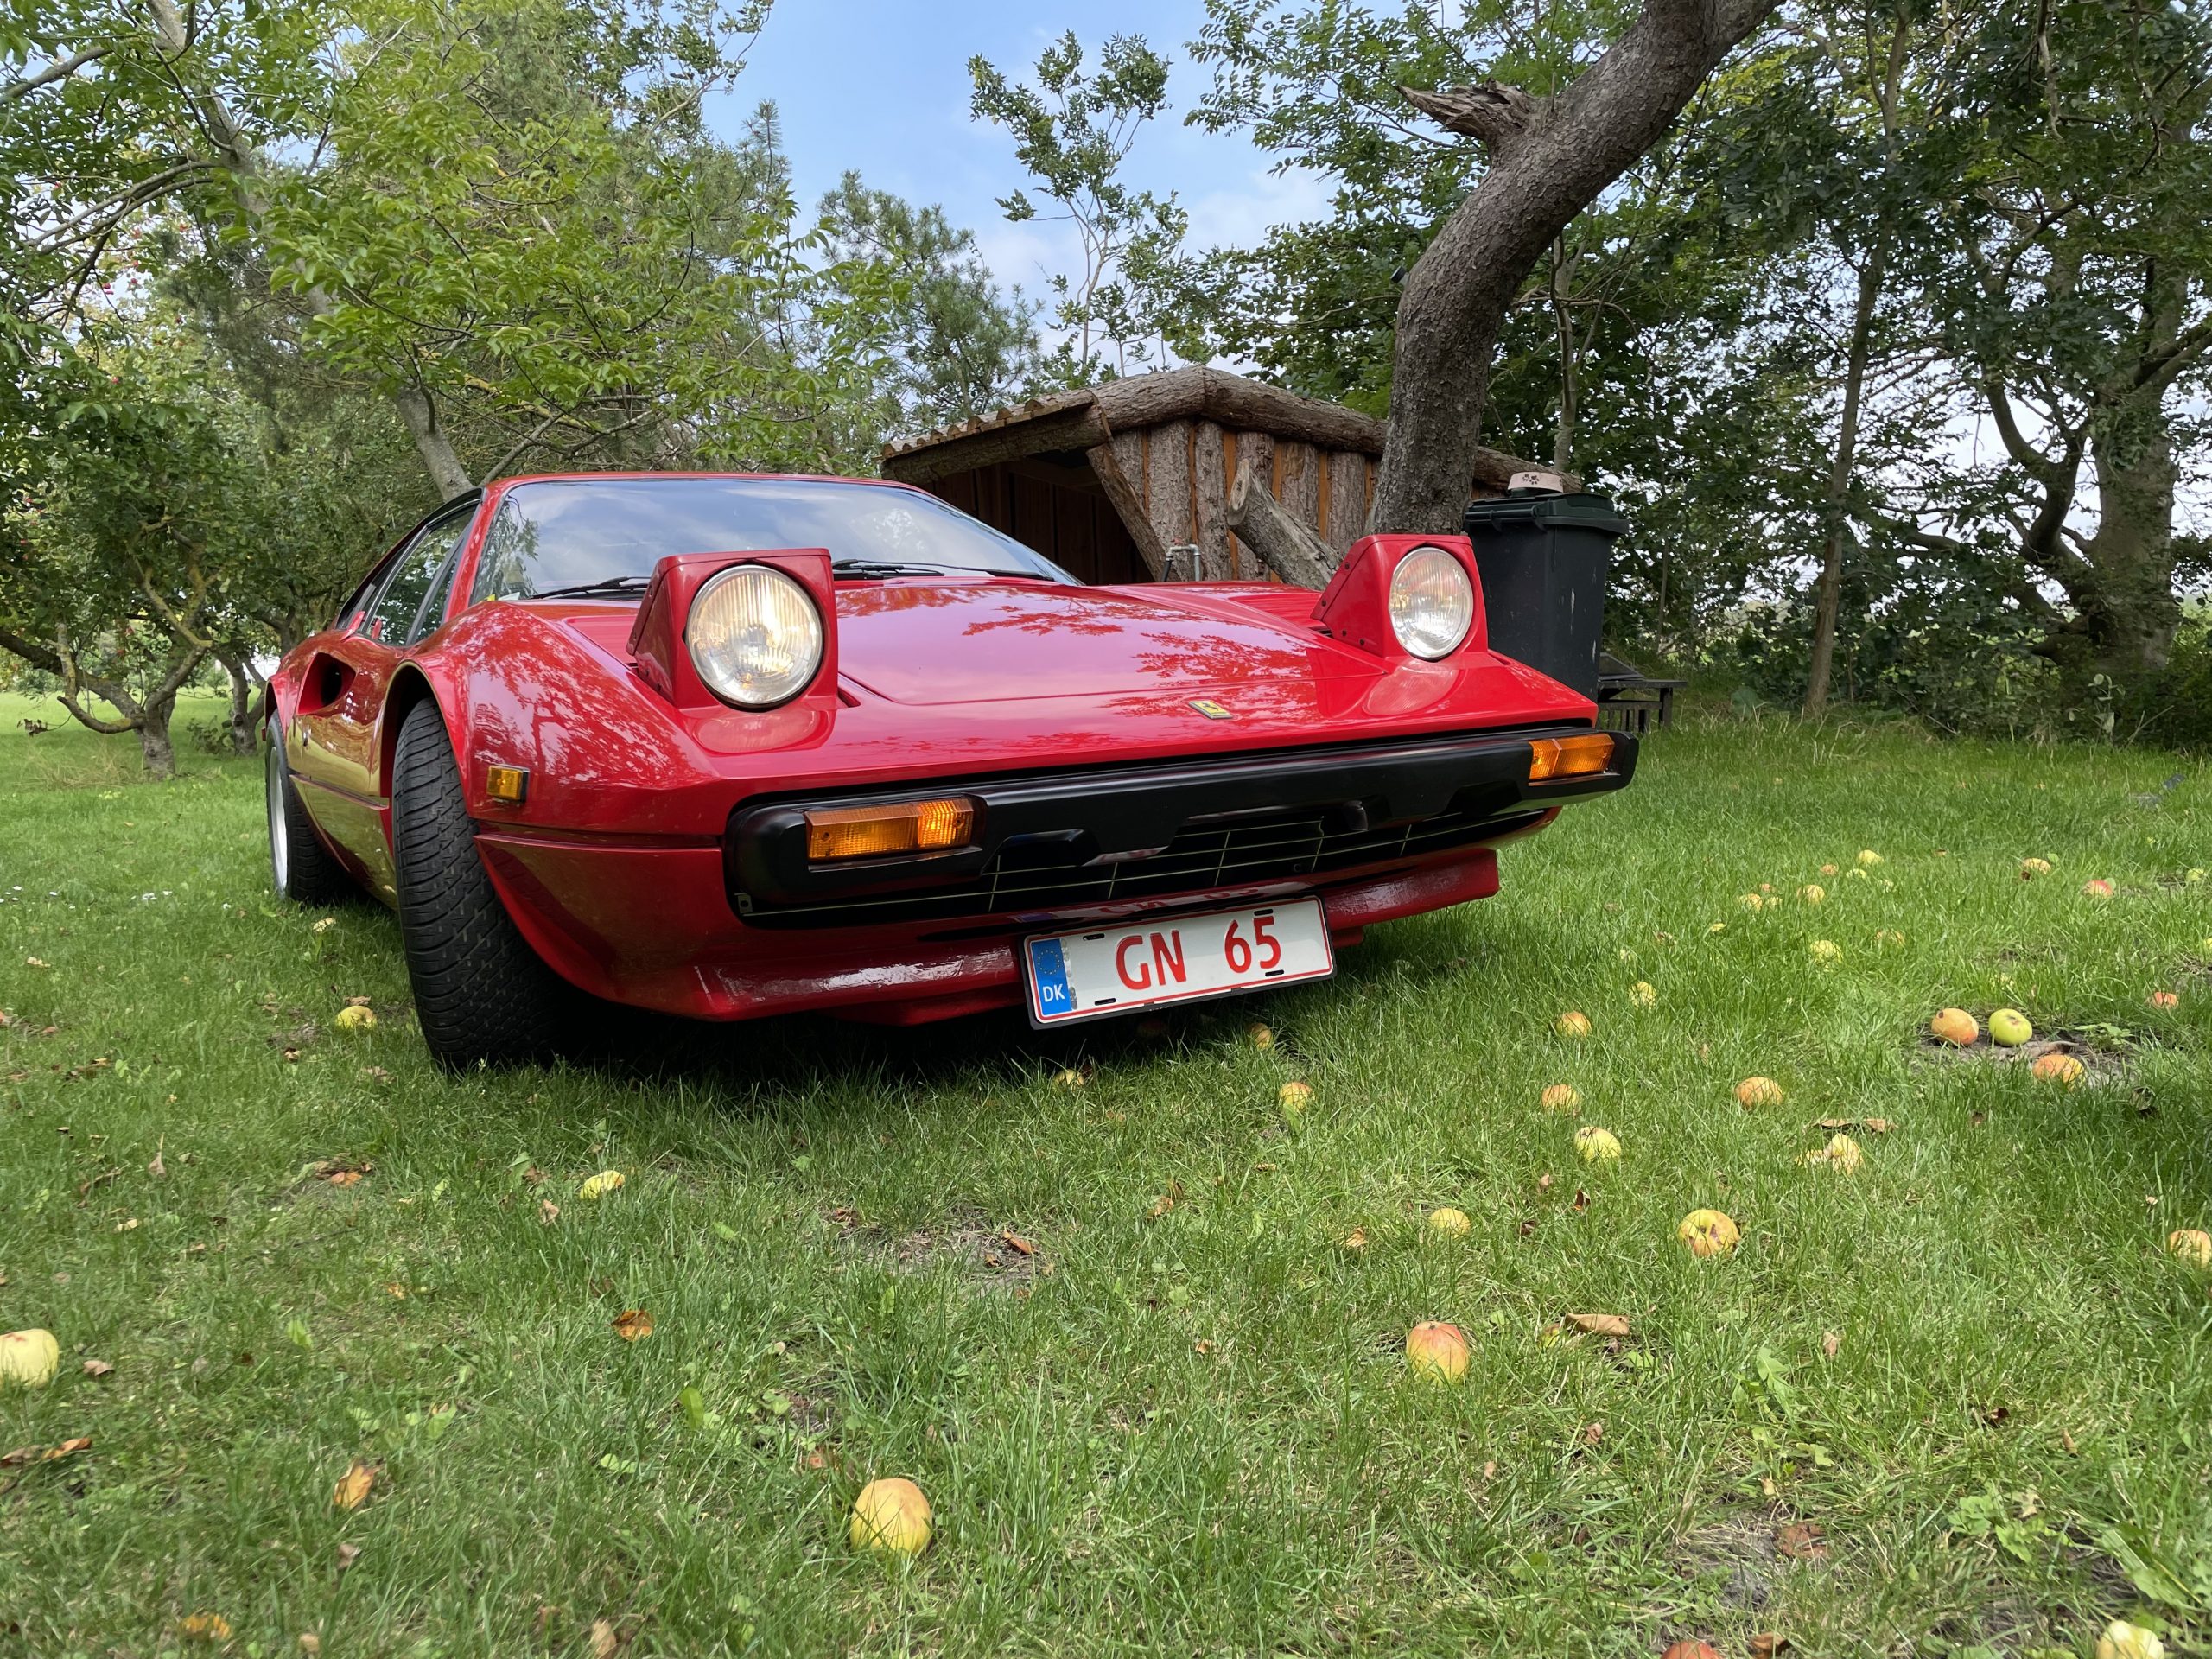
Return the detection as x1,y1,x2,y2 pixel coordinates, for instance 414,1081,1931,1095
686,566,823,708
1387,547,1474,659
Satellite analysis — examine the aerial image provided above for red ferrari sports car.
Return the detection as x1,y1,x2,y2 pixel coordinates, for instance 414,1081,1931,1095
265,471,1635,1066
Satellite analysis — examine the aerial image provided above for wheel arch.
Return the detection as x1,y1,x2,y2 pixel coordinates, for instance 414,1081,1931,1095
379,666,446,801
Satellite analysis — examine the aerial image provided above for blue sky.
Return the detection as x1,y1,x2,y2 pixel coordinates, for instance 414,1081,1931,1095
708,0,1332,304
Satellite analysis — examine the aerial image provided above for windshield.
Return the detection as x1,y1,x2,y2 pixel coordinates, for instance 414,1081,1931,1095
469,477,1072,603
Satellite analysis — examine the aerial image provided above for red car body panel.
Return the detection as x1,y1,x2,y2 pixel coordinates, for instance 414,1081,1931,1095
270,472,1630,1027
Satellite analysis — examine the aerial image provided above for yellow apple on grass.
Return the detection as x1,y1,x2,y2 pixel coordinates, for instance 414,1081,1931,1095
1808,1132,1864,1173
1735,1077,1785,1109
1278,1080,1313,1116
1427,1206,1471,1238
2096,1620,2167,1659
2149,990,2180,1010
1988,1008,2032,1046
1809,938,1842,964
332,1004,376,1033
0,1328,60,1389
1574,1126,1621,1165
2082,878,2115,899
1540,1083,1582,1114
2019,857,2054,879
1405,1321,1470,1382
1677,1209,1739,1258
849,1477,932,1557
1800,883,1826,905
2167,1229,2212,1269
576,1169,625,1201
1856,849,1884,868
2031,1052,2086,1085
1629,981,1656,1007
1555,1011,1592,1039
1929,1007,1980,1046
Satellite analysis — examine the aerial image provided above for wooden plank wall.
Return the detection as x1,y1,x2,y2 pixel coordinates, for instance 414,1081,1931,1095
1121,424,1376,582
929,432,1382,587
927,458,1149,586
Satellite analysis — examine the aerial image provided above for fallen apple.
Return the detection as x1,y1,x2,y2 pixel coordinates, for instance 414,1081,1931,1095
2019,857,2054,879
1735,1077,1785,1109
1247,1022,1274,1049
1540,1083,1583,1114
2096,1619,2167,1659
332,1005,376,1033
2082,878,2115,899
1660,1644,1723,1659
1857,849,1884,868
1278,1080,1313,1116
576,1169,625,1201
1929,1007,1980,1046
1677,1209,1739,1258
1809,938,1842,964
0,1328,60,1389
1555,1011,1593,1039
849,1476,933,1557
1873,928,1905,948
1427,1206,1472,1238
1405,1320,1470,1382
2149,990,2180,1010
1812,1132,1864,1173
2031,1052,2086,1085
1738,893,1767,912
1629,981,1656,1008
2188,868,2207,886
1820,862,1839,876
2166,1229,2212,1269
1800,883,1826,905
1574,1126,1622,1165
1988,1008,2032,1046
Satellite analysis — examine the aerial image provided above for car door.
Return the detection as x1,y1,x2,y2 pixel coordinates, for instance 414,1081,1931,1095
289,503,477,897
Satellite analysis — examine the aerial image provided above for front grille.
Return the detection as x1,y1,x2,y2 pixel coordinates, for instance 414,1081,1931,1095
737,803,1532,930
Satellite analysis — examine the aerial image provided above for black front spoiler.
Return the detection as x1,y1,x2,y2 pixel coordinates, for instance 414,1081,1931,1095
726,726,1637,914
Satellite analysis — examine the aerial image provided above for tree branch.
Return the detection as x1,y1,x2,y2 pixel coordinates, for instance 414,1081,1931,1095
3,44,111,101
1399,82,1541,158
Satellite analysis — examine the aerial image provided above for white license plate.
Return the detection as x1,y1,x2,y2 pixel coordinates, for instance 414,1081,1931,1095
1021,898,1334,1027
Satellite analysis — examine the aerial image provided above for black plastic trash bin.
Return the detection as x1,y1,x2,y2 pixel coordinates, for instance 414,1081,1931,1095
1461,490,1629,700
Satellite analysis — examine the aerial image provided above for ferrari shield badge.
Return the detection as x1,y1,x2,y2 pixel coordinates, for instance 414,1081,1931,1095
1189,698,1234,720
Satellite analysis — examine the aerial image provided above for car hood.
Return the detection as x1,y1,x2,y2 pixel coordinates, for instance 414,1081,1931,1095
831,580,1374,705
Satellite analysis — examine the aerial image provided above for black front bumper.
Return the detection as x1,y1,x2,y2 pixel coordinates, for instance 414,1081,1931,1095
723,726,1637,931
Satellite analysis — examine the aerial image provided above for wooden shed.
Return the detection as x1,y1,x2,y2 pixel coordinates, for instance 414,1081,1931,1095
879,365,1538,586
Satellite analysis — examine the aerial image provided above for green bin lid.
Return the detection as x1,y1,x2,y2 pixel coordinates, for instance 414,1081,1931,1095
1461,491,1630,539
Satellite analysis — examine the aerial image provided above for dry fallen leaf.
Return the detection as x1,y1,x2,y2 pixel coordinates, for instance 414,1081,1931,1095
1340,1227,1368,1252
81,1358,114,1377
335,1542,362,1574
589,1617,623,1659
44,1437,91,1460
1567,1313,1630,1338
332,1460,376,1511
179,1613,232,1642
1580,1421,1605,1446
1146,1180,1185,1220
147,1138,167,1179
1775,1521,1827,1560
538,1199,560,1226
1750,1634,1788,1657
326,1169,363,1188
0,1446,35,1467
612,1309,654,1342
1194,1338,1213,1355
1000,1230,1036,1256
1537,1172,1554,1192
299,1634,322,1655
1821,1331,1841,1359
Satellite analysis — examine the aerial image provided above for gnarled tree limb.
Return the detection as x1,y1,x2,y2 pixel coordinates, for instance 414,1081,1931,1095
1227,456,1336,590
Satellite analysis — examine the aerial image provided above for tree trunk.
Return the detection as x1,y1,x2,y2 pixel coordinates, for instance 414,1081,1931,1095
2075,409,2181,677
1804,246,1885,715
1550,237,1578,474
1376,0,1777,533
137,690,177,779
217,649,262,756
393,385,477,501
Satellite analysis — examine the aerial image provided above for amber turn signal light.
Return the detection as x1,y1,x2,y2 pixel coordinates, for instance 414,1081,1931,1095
485,764,530,804
1528,734,1615,782
805,798,974,861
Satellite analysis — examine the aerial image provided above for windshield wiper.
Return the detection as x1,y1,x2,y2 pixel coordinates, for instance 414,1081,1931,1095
524,575,654,600
831,558,1007,579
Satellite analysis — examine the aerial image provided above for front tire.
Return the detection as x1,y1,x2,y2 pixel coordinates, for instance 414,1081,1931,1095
391,701,573,1068
267,724,353,905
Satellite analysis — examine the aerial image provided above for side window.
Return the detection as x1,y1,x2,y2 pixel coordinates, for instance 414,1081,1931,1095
405,531,468,645
364,511,472,645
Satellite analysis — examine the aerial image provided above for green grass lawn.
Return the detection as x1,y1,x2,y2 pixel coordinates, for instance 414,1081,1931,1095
2,690,2209,1657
